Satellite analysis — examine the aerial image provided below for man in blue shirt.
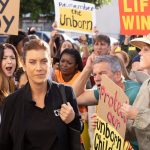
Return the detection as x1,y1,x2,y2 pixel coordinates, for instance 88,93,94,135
73,55,141,106
73,54,141,149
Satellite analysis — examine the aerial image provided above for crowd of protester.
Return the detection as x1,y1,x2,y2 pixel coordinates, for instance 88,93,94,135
0,23,150,150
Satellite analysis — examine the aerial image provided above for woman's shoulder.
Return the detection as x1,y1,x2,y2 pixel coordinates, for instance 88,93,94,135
4,83,28,106
51,81,74,103
51,81,72,90
54,69,61,76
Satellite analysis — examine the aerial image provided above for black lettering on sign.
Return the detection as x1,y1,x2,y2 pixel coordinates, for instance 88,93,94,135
60,14,92,30
3,15,14,32
0,0,9,13
94,119,122,150
71,9,81,16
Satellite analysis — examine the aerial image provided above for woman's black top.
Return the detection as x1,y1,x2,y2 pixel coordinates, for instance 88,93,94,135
0,81,81,150
24,88,59,150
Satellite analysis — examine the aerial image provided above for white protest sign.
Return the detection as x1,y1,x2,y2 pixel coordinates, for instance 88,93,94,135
54,0,96,34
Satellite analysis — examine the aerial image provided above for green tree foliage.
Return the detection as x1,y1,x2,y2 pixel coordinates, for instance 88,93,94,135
76,0,112,7
20,0,111,20
20,0,54,20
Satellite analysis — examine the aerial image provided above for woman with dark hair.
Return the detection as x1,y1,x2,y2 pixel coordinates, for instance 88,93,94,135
54,48,83,84
6,30,27,57
0,43,19,113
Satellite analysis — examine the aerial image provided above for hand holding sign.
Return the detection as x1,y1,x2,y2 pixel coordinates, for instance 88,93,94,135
90,113,98,129
121,103,138,120
51,30,59,40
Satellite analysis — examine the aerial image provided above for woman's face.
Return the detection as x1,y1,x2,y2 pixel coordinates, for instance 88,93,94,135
139,45,150,69
60,54,77,76
1,48,16,77
24,49,51,85
60,41,73,53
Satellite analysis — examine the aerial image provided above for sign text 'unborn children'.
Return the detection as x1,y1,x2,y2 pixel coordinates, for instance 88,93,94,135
94,119,122,150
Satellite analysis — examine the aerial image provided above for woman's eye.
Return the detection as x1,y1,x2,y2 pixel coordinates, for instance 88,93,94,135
60,60,64,63
3,56,15,60
145,48,150,52
11,57,16,59
29,61,35,64
42,60,47,64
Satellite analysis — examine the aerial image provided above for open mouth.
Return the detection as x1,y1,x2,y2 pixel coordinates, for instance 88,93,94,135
6,67,12,71
96,84,101,89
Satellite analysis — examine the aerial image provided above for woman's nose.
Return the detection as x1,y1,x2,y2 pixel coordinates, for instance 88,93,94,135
36,63,42,70
138,49,143,56
61,62,67,67
7,58,12,63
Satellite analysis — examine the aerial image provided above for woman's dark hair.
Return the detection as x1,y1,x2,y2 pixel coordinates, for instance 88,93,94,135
0,43,19,72
14,67,25,82
22,39,50,62
22,34,39,47
52,34,65,59
6,30,27,47
94,34,111,46
28,27,36,35
55,34,65,50
60,48,83,71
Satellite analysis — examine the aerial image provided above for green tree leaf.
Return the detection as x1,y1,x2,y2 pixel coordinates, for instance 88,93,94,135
20,0,111,20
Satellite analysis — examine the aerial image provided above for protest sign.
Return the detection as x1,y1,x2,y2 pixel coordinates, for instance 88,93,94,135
118,0,150,35
94,117,124,150
0,0,20,35
54,0,96,34
93,75,128,150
